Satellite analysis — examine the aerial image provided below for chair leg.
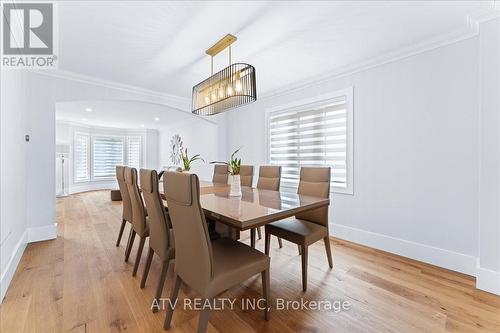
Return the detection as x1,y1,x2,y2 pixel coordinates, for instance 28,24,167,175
164,274,182,330
257,227,262,240
277,237,283,248
261,269,270,321
324,236,333,268
265,232,271,255
116,220,127,247
197,299,212,333
301,245,308,292
124,229,136,262
132,237,146,277
140,247,154,288
250,228,256,248
153,260,170,313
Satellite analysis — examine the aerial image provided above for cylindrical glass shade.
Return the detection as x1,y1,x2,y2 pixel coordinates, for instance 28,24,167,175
192,63,256,116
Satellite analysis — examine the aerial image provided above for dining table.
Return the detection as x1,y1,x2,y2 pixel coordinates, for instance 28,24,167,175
159,180,330,248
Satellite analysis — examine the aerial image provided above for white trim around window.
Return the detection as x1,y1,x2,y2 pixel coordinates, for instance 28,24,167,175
73,132,144,184
265,87,354,195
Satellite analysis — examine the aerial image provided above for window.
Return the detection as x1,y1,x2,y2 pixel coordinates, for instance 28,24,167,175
74,133,90,182
92,136,124,179
126,136,142,170
72,131,144,183
267,88,353,194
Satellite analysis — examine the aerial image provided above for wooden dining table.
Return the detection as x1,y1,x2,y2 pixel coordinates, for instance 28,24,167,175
160,180,330,247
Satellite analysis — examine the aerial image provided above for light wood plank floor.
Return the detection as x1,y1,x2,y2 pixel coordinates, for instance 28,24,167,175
1,190,499,332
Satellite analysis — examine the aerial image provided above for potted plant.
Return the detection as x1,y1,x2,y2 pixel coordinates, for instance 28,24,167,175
180,148,204,172
211,147,242,196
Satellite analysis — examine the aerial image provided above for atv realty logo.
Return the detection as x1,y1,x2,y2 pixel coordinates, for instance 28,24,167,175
1,2,58,69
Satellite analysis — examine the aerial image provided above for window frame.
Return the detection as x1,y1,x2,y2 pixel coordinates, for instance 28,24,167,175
265,87,354,195
73,132,90,183
126,135,143,171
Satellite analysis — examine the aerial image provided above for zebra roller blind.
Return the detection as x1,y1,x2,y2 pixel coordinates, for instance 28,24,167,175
268,98,348,190
92,136,124,179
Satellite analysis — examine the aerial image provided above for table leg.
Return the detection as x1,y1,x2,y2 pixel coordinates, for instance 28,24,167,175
250,228,256,248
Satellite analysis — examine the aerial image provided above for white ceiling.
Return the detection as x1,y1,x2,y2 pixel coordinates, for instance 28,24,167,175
58,1,496,99
56,100,216,129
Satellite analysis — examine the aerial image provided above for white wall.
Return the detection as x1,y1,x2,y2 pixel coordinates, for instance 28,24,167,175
225,37,481,276
477,17,500,294
0,70,190,301
55,121,160,194
145,129,160,170
0,71,29,300
158,117,221,181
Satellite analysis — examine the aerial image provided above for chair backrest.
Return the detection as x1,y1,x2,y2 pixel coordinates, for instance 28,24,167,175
125,167,148,237
257,165,282,191
295,167,331,226
212,164,229,184
239,165,254,187
140,169,171,259
164,171,213,293
116,166,132,222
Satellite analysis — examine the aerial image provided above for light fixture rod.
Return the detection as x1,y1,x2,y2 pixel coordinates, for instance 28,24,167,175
206,34,237,57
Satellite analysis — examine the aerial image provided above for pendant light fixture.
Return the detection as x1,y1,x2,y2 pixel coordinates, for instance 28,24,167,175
192,34,256,116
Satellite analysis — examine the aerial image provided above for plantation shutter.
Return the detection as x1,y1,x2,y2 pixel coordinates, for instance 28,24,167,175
74,133,90,182
92,136,124,179
126,136,142,170
269,99,348,190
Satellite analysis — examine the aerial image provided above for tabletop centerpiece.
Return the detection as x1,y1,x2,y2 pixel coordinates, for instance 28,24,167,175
211,147,242,197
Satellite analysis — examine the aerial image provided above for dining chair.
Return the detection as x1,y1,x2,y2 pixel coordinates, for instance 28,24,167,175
124,167,150,277
240,165,255,245
257,165,281,191
115,166,132,248
239,165,254,187
252,166,283,246
264,167,332,292
139,169,175,312
163,171,270,333
212,164,229,184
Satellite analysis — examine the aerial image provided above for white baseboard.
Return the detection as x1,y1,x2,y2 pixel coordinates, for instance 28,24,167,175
68,181,117,194
476,265,500,295
28,223,57,243
1,224,57,302
0,230,27,301
331,223,478,276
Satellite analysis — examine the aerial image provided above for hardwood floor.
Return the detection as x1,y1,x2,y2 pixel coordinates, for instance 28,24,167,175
1,190,499,332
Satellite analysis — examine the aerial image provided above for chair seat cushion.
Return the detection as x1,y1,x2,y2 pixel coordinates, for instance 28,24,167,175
265,218,328,245
205,238,269,298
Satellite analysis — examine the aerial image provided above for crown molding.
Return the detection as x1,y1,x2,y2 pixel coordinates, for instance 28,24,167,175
28,6,500,106
56,119,154,132
260,26,479,100
467,1,500,28
28,69,191,110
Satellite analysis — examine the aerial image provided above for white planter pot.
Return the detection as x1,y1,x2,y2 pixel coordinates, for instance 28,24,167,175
229,174,242,197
